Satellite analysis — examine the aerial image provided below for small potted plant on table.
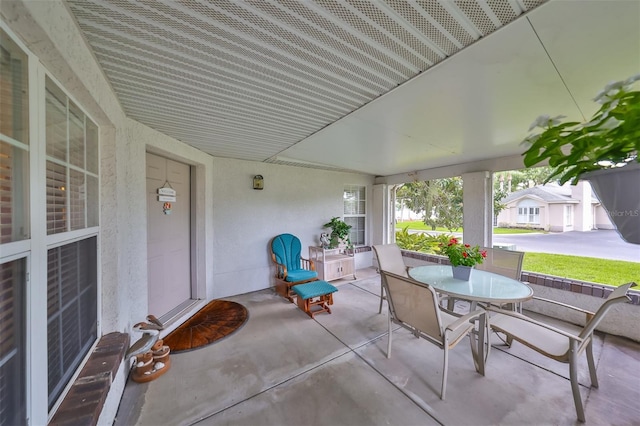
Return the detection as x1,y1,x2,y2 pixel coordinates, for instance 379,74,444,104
439,237,486,280
522,73,640,244
323,217,352,250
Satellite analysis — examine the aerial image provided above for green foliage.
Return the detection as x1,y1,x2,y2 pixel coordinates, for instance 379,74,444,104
494,167,555,193
522,74,640,185
439,237,487,267
322,217,352,249
395,177,463,232
395,227,450,254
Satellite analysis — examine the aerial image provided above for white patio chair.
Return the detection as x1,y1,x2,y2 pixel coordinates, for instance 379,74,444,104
372,244,410,314
476,247,525,311
380,270,486,400
476,247,524,281
487,282,636,423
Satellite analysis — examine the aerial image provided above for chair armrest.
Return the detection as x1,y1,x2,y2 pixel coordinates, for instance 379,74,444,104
531,296,595,321
487,306,583,342
445,309,485,333
274,262,288,279
437,295,462,317
300,257,315,271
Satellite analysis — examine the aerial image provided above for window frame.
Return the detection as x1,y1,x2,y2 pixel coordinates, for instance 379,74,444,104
343,184,366,246
0,23,102,424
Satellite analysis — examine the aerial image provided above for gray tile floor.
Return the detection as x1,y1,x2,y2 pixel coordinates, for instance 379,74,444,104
115,268,640,426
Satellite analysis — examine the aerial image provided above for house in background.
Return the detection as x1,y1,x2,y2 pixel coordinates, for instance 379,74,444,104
497,181,614,232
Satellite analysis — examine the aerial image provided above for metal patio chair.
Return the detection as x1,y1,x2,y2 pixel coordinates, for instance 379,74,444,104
487,282,636,422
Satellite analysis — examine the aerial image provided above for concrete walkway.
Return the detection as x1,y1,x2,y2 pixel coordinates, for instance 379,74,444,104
114,268,640,426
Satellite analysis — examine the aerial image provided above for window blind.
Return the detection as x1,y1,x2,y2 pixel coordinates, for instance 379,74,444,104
47,237,97,409
0,258,26,426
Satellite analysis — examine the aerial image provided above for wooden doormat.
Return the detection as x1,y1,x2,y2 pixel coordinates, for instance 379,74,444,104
163,300,248,353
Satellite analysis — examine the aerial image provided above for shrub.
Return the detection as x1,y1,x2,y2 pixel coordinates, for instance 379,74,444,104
395,227,451,254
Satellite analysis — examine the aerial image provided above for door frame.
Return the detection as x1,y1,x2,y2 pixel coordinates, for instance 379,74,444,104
145,149,206,321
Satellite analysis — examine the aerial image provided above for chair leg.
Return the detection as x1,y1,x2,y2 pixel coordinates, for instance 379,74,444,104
441,346,449,400
387,311,392,358
378,283,384,314
586,339,599,388
569,350,586,423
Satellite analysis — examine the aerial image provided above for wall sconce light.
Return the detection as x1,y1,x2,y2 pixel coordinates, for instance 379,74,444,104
253,175,264,190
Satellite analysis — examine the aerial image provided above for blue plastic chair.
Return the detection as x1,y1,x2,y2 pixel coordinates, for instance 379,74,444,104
270,234,318,302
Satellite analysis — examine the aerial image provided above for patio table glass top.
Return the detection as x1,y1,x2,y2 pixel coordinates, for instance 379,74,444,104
409,265,533,304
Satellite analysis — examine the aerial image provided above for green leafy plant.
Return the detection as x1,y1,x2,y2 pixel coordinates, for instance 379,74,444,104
323,217,352,249
395,227,449,253
522,74,640,185
439,237,486,267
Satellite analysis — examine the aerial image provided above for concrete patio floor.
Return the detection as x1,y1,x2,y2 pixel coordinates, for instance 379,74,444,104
114,267,640,426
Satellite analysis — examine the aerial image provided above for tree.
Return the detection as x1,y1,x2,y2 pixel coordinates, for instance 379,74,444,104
396,178,463,232
495,166,553,193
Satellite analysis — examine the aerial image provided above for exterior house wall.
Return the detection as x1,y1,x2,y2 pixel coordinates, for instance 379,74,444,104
497,199,548,230
548,204,567,232
595,205,615,229
210,158,374,299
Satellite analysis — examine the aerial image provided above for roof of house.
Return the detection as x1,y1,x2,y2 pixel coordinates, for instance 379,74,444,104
502,183,600,205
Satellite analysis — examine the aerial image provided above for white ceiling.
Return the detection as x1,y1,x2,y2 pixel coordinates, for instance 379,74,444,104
66,0,640,177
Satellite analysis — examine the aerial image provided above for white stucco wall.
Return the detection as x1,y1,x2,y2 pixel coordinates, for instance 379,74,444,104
210,158,374,298
595,205,615,230
497,199,549,230
548,203,566,232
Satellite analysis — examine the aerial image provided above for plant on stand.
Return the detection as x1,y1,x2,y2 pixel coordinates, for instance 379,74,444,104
439,238,486,280
323,217,352,249
521,73,640,244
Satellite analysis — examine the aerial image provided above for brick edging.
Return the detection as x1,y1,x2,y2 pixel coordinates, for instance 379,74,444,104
49,332,129,426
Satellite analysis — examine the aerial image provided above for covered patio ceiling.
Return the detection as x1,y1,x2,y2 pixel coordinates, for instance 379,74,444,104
66,0,640,177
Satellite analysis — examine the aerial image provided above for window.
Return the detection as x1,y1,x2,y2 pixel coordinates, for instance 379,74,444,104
565,205,573,226
0,258,27,425
517,200,540,224
47,238,97,408
44,77,99,409
0,28,30,243
344,185,365,245
0,27,29,426
45,76,99,234
0,27,100,422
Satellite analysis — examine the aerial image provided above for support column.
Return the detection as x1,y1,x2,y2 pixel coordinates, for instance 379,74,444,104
372,184,390,245
462,171,493,248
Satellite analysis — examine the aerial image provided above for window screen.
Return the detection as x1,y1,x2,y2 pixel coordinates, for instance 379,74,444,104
0,258,26,426
47,237,97,408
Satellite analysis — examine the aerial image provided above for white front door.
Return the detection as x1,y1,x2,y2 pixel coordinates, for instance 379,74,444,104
146,153,192,318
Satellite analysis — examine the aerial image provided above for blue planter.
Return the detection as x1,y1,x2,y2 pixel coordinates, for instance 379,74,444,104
451,265,472,281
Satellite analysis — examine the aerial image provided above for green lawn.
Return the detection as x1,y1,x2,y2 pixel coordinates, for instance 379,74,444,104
395,221,541,234
523,252,639,287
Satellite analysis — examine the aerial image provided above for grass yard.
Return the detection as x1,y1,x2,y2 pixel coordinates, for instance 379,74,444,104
523,252,640,287
395,221,541,234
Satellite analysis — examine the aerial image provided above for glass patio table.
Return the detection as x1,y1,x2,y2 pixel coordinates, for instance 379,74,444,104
409,264,533,375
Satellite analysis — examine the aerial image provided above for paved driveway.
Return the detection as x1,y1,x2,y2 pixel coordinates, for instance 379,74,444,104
493,230,640,263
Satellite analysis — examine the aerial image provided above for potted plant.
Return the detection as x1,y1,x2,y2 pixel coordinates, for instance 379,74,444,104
439,237,487,280
322,217,352,249
522,73,640,244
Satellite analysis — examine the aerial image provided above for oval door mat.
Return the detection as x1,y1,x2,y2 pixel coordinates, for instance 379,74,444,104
163,300,248,353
